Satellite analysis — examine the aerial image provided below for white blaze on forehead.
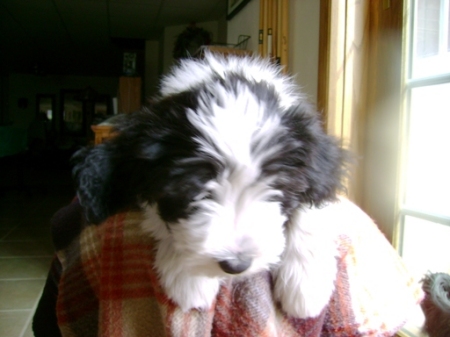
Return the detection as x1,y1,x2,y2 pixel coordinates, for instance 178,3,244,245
160,52,301,110
186,84,283,172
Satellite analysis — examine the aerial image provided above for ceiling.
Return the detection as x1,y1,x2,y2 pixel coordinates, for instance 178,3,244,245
0,0,227,76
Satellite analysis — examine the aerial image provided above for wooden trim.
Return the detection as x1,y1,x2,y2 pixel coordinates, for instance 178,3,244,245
258,0,265,56
258,0,288,71
315,0,371,209
262,0,268,57
271,0,278,59
276,0,282,60
317,0,331,125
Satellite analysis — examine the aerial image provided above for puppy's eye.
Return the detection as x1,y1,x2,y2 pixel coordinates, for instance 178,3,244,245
193,191,213,202
266,190,283,203
189,191,213,214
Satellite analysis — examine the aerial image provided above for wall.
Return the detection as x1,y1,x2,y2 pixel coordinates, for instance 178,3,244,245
8,74,118,130
226,0,259,53
288,0,320,104
145,40,160,100
0,76,8,125
226,0,321,104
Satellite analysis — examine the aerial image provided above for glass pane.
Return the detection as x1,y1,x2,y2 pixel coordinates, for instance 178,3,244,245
448,0,450,51
38,96,53,120
412,0,450,78
405,83,450,216
402,216,450,277
416,0,440,58
62,91,84,135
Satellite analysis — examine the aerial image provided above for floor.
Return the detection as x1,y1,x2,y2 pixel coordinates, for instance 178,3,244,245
0,150,75,337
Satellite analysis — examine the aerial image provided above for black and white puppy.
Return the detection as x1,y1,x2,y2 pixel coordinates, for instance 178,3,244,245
72,52,348,318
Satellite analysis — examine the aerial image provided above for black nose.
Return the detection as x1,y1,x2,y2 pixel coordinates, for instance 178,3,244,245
218,257,252,274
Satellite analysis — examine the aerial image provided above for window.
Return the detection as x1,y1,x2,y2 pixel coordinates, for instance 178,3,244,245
399,0,450,278
398,0,450,335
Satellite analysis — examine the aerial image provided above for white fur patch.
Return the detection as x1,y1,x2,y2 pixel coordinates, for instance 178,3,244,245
186,83,286,174
141,171,288,311
142,197,346,315
160,52,302,110
273,201,340,318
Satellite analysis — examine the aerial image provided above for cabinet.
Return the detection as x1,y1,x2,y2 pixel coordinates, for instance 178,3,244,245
118,77,142,114
91,125,115,145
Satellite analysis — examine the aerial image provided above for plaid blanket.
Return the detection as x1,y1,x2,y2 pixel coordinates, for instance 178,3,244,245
48,198,422,337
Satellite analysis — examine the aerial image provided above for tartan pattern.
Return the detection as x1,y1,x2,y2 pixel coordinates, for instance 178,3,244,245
55,206,423,337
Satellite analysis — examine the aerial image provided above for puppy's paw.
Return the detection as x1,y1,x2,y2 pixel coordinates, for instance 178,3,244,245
273,206,339,319
165,275,221,312
274,262,336,318
153,237,221,311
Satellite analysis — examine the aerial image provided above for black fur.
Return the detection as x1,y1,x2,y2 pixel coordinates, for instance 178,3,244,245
72,91,217,224
72,65,348,225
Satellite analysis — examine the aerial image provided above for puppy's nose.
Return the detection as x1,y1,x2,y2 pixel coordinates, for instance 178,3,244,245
218,257,252,274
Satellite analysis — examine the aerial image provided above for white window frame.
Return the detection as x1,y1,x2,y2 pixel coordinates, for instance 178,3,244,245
397,0,450,335
397,0,450,257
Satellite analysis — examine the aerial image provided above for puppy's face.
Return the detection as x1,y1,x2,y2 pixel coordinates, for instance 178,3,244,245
144,162,288,277
72,55,346,277
145,82,291,277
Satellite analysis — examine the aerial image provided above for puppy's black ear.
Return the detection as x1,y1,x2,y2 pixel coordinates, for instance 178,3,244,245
72,144,117,224
283,101,349,208
71,139,163,224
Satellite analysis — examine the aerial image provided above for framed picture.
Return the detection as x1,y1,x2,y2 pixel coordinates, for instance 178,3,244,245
227,0,252,20
123,52,137,76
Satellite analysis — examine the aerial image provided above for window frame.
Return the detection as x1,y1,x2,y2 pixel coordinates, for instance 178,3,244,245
396,0,450,255
395,0,450,335
318,0,449,335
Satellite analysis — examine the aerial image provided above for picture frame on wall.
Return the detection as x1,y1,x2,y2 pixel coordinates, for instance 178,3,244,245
123,52,137,76
227,0,251,20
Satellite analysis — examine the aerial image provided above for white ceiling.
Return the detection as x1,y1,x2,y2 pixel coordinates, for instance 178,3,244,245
0,0,227,75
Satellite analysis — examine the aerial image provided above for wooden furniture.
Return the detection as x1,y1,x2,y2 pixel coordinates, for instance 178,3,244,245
199,45,253,57
91,125,115,145
118,76,142,114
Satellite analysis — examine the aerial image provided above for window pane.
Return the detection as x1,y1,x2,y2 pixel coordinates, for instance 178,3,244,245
402,216,450,277
416,0,440,58
448,0,450,51
412,0,450,78
405,83,450,216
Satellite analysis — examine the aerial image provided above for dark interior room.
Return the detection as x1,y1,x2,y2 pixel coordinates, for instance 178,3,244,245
0,1,226,335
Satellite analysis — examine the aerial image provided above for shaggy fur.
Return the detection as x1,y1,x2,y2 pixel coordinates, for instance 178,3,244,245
72,52,348,318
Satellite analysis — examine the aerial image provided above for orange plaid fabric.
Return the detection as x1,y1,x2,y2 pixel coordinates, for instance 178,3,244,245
55,205,423,337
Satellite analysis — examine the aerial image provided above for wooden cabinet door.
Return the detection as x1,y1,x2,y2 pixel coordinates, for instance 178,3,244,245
118,77,142,114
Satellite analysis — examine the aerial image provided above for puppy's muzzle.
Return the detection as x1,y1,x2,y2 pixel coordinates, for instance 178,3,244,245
218,256,252,274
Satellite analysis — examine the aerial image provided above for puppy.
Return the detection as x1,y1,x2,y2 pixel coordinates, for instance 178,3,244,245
72,52,348,318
